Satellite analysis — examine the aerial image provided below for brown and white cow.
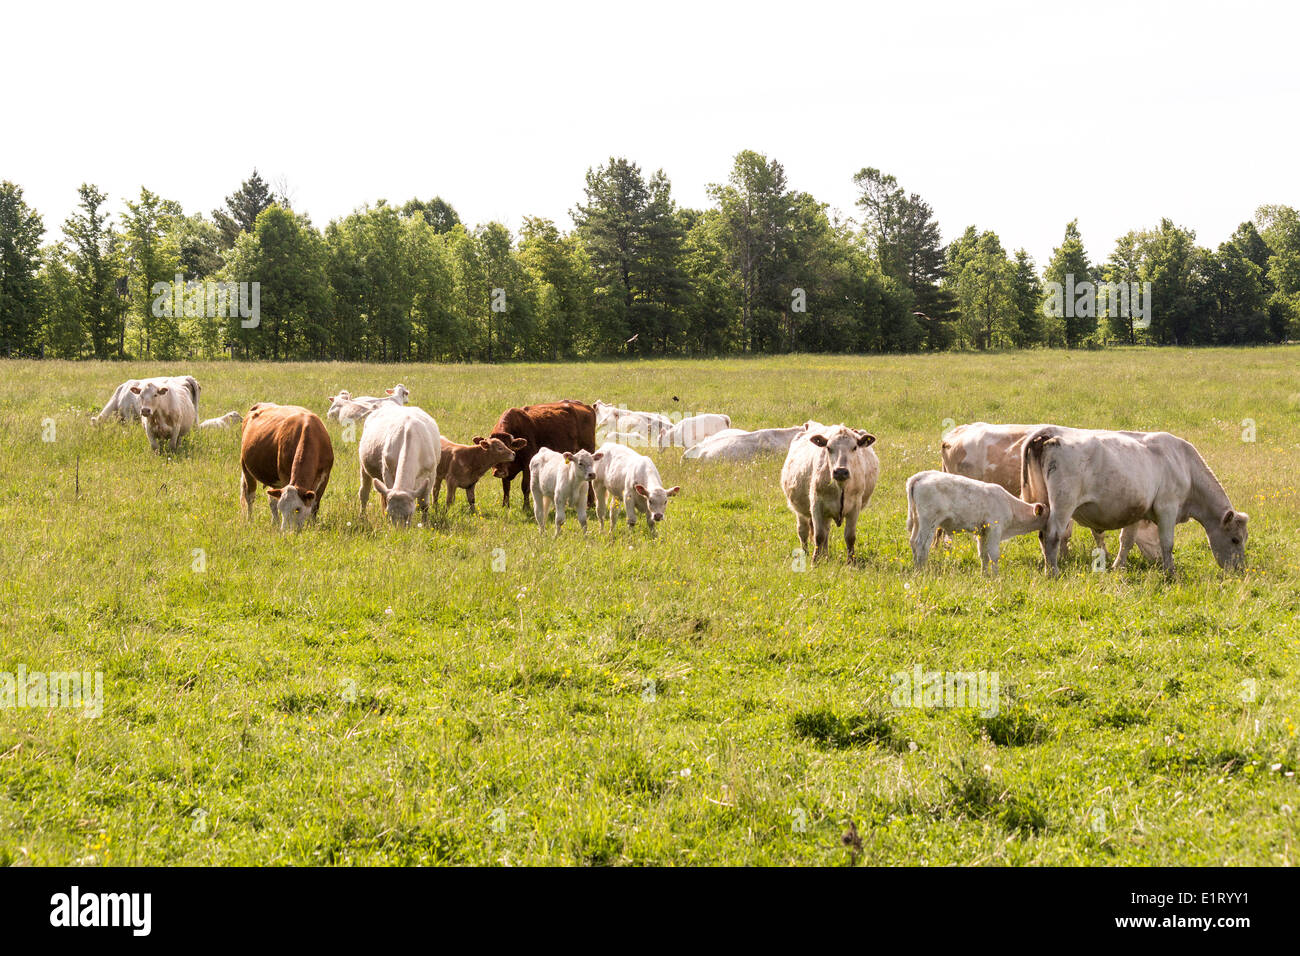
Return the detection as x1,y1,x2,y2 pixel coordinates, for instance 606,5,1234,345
942,421,1161,562
1021,425,1248,575
488,400,598,510
433,434,527,514
239,403,335,531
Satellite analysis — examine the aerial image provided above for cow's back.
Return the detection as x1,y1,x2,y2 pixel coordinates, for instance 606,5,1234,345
241,404,333,489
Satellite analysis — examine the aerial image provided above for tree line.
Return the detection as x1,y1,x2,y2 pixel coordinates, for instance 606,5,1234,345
1,155,1297,361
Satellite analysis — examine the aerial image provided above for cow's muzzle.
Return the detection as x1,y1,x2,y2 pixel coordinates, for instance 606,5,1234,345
832,467,849,482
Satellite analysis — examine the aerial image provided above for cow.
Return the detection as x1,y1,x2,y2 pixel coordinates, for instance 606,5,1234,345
592,442,681,537
358,404,441,528
598,430,653,448
941,421,1161,562
780,421,878,562
684,426,805,462
658,413,732,450
1021,425,1249,575
92,375,200,424
528,447,603,535
488,400,597,510
199,411,243,429
592,400,673,444
906,470,1048,574
326,384,410,422
131,380,197,453
433,434,527,514
239,403,334,532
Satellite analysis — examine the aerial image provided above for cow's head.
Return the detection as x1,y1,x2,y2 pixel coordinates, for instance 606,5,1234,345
372,478,428,528
473,434,526,467
490,432,526,476
635,482,680,523
808,426,875,483
326,391,350,421
130,382,168,419
563,449,602,483
387,384,410,405
593,400,617,427
1208,508,1249,570
267,485,316,532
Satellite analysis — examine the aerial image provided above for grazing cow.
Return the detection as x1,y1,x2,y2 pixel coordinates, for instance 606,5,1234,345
781,422,879,562
906,470,1048,574
92,375,200,424
683,426,805,462
593,442,681,537
529,447,603,534
239,403,334,531
658,413,732,450
132,380,197,453
433,434,527,513
1021,426,1249,574
358,404,441,527
488,400,597,510
592,400,673,443
326,384,410,422
941,421,1161,562
199,411,243,429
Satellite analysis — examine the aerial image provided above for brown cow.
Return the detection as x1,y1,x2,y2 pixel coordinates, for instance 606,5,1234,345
433,434,527,513
239,403,335,531
488,400,597,510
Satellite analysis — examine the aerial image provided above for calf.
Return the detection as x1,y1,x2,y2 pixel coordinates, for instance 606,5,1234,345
906,470,1048,574
593,442,681,537
529,447,603,535
199,410,243,429
239,403,334,531
658,413,732,450
358,404,441,527
433,434,527,513
780,421,878,562
93,375,200,424
489,400,597,510
132,380,196,452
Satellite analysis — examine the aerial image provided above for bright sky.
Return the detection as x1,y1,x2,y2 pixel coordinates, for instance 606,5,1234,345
5,0,1296,267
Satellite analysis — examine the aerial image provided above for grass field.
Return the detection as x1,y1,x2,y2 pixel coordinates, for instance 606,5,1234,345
1,348,1298,866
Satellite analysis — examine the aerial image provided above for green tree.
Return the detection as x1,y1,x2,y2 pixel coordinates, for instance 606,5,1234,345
213,170,277,249
0,181,45,355
63,184,121,358
1042,220,1096,347
121,188,183,358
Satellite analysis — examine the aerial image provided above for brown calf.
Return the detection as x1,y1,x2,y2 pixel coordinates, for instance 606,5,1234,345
239,403,335,531
488,400,597,509
434,434,527,513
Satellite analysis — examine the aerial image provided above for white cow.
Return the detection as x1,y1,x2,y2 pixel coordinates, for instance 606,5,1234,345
942,421,1161,562
599,430,652,448
1021,426,1249,574
132,380,197,453
685,426,805,462
780,422,878,562
658,413,732,450
906,470,1048,574
198,411,243,429
593,442,681,537
327,384,410,422
592,400,673,444
358,404,441,527
529,447,603,535
93,375,200,424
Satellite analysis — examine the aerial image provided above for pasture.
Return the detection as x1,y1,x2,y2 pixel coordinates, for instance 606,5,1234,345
1,348,1298,866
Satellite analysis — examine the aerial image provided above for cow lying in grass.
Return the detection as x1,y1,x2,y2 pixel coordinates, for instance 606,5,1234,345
434,434,526,514
593,442,680,537
529,448,603,535
199,411,243,429
326,384,410,423
906,470,1048,574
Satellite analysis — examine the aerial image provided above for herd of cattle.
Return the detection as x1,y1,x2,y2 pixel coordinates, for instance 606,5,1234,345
88,376,1250,575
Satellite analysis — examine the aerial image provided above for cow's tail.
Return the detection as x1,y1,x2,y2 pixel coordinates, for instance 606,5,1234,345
1021,427,1058,505
905,479,916,536
184,376,201,412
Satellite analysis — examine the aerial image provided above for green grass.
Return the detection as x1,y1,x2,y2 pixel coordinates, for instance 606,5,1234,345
1,347,1298,866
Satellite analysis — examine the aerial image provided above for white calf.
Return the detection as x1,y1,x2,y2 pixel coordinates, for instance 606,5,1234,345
906,470,1048,574
659,413,731,449
593,442,681,537
529,447,603,535
199,411,243,429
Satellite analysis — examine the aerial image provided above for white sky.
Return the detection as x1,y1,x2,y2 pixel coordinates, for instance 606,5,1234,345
4,0,1297,267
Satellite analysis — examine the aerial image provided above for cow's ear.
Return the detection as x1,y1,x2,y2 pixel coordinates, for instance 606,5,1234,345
267,488,283,500
634,483,649,498
385,388,394,394
372,479,390,497
1221,509,1236,528
856,431,876,448
563,452,574,463
511,437,527,449
158,386,169,394
130,386,141,394
301,490,316,502
809,434,828,447
471,435,485,444
1033,503,1045,516
592,452,603,461
667,486,680,497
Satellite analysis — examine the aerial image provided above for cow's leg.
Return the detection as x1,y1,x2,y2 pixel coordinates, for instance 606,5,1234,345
576,489,589,533
418,484,430,525
1040,513,1070,576
533,491,546,533
502,475,511,509
624,493,638,532
812,511,830,562
553,496,565,536
240,469,257,520
1091,529,1110,569
843,509,860,562
910,518,934,568
1155,509,1178,574
312,471,329,522
465,482,476,514
1112,524,1139,569
1060,519,1075,560
796,514,811,556
981,533,1002,576
431,476,444,512
520,468,532,513
358,466,371,515
595,483,609,531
